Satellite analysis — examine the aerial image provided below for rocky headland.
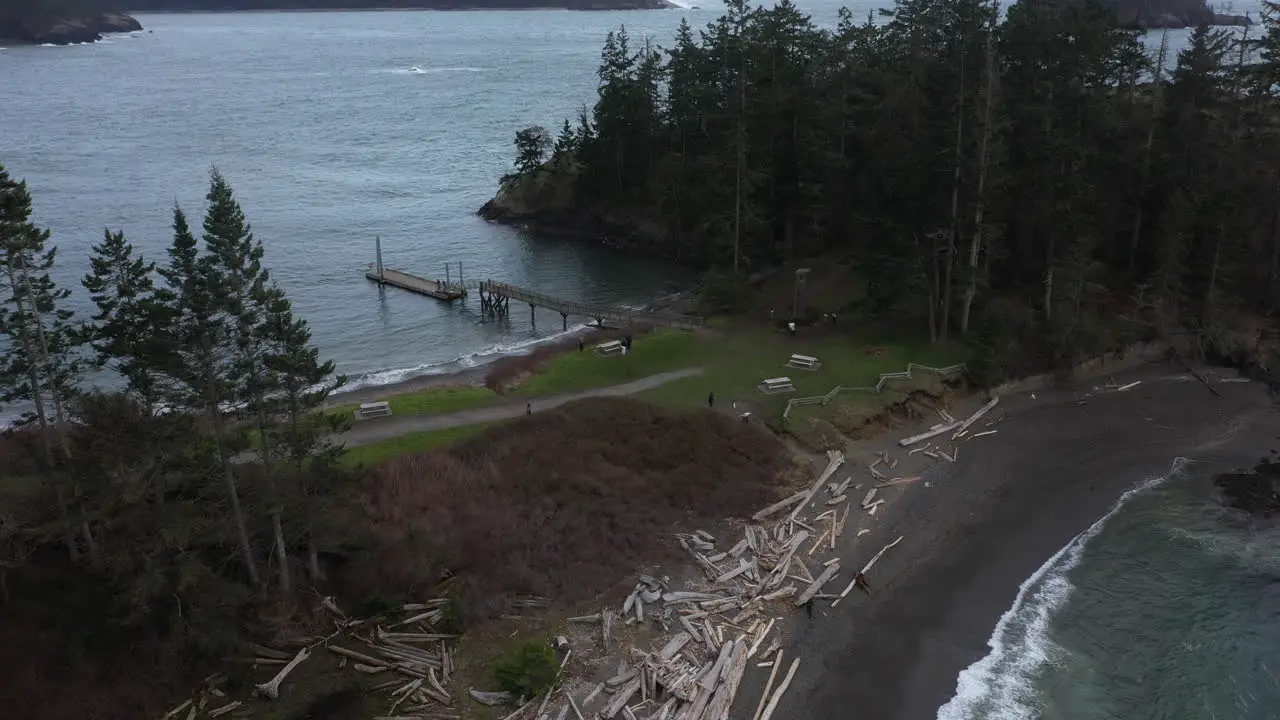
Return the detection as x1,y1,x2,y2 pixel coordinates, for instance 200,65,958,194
0,2,142,45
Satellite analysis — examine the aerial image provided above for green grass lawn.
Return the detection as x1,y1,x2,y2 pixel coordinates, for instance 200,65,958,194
512,330,711,396
635,326,967,415
341,423,496,468
333,324,967,465
329,385,501,420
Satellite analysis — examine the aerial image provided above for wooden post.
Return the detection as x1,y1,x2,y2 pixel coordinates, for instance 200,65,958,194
529,303,536,328
375,235,384,280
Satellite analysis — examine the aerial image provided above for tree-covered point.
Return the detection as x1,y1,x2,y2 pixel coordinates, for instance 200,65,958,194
0,163,349,675
496,0,1280,371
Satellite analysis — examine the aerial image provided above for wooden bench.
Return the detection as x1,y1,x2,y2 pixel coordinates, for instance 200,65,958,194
758,377,796,395
786,353,822,371
597,340,624,356
356,401,393,420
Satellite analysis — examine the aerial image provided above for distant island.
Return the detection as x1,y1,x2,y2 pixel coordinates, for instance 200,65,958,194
0,0,674,45
120,0,675,9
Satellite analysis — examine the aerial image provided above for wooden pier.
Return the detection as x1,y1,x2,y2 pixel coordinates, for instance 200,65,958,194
364,236,466,301
476,279,704,330
365,267,466,301
364,236,703,329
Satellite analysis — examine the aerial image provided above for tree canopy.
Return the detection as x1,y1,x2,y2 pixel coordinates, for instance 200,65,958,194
502,0,1280,375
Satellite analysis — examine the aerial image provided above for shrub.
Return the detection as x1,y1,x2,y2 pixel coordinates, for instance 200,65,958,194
351,397,790,620
493,640,559,699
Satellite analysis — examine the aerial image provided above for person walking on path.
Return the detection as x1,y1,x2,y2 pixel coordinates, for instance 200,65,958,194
526,402,532,416
578,337,584,352
707,391,715,408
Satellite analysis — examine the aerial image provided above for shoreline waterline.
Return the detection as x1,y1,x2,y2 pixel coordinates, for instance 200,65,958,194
751,365,1276,720
935,458,1192,720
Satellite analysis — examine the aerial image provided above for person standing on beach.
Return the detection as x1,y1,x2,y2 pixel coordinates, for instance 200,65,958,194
526,402,532,416
578,338,584,352
854,572,871,595
708,391,715,408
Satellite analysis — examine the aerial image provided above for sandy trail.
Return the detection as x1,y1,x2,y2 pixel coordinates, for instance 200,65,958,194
337,368,703,447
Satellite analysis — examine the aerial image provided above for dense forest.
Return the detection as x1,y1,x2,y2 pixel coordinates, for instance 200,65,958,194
0,166,357,716
488,0,1280,377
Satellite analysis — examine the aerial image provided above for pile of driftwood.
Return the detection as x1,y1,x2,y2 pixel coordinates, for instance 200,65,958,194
495,450,913,720
162,596,462,720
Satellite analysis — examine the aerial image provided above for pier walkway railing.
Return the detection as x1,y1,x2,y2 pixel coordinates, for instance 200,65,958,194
445,278,706,330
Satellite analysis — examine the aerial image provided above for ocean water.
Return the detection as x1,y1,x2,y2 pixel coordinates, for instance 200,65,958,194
0,1,1238,422
939,458,1280,720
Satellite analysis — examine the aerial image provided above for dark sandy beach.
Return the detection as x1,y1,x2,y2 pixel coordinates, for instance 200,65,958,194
735,361,1278,720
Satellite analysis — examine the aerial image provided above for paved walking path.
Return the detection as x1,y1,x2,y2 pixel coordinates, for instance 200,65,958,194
339,368,704,448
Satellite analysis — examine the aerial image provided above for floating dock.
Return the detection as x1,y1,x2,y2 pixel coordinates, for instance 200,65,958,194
365,235,465,301
365,267,465,301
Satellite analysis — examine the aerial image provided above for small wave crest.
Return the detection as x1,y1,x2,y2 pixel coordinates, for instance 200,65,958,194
336,321,591,394
388,66,489,76
936,457,1193,720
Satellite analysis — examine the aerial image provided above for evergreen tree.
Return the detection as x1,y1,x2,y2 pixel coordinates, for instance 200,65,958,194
0,164,85,562
158,203,261,587
261,284,347,584
81,228,171,410
512,126,553,177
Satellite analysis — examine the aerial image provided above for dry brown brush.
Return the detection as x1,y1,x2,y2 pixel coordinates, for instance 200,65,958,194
353,397,790,618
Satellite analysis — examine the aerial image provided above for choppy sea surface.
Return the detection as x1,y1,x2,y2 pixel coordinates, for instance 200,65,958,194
938,458,1280,720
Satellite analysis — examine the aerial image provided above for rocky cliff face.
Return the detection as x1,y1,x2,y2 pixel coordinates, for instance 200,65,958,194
0,10,142,45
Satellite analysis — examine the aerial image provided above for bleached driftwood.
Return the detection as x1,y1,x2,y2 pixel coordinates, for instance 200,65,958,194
954,396,1000,435
788,452,845,523
757,657,801,720
898,421,960,447
794,562,840,606
833,535,905,606
750,648,784,720
752,490,807,521
469,689,512,706
208,701,242,719
702,640,749,720
254,646,311,699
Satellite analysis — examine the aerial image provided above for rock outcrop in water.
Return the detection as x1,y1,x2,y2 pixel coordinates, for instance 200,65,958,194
0,2,142,45
1108,0,1252,29
1215,458,1280,516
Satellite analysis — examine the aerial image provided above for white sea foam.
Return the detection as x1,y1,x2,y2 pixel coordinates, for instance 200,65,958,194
936,457,1192,720
336,320,592,394
388,66,489,76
